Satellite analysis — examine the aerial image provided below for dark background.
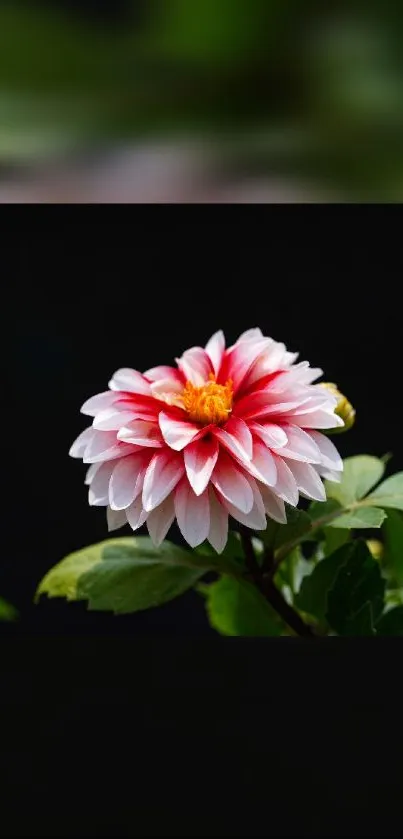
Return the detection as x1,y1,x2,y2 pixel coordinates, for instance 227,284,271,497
4,211,403,636
2,212,402,838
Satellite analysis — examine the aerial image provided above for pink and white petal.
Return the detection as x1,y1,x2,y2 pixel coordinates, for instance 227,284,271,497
207,487,229,554
109,453,150,511
279,424,322,464
290,409,344,430
118,420,163,448
93,409,139,431
213,417,253,464
218,337,272,392
88,461,115,506
307,431,343,473
144,366,184,385
107,506,127,533
142,450,185,512
108,368,151,396
150,378,184,399
272,455,299,506
318,467,342,483
184,436,219,496
211,451,254,514
250,422,288,450
235,328,264,344
259,484,288,523
174,479,210,548
221,477,267,531
250,441,277,487
147,495,176,546
69,427,94,459
85,463,101,485
241,340,287,389
81,391,121,417
125,497,148,531
205,330,225,376
159,412,203,451
287,461,326,502
176,347,213,387
83,430,139,464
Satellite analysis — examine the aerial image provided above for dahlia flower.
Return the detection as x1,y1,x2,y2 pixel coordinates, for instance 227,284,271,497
70,329,343,553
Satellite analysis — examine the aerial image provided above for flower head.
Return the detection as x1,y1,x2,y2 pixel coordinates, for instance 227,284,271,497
70,329,343,552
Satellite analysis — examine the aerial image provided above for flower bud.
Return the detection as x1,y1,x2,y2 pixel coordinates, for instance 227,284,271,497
366,540,384,561
320,382,355,433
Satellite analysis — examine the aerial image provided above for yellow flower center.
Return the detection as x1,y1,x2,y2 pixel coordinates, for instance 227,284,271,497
181,374,233,426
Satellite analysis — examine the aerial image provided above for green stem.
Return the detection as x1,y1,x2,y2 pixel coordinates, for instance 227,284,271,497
240,527,316,638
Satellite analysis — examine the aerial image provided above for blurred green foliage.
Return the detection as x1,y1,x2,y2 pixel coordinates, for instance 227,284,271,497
1,0,403,196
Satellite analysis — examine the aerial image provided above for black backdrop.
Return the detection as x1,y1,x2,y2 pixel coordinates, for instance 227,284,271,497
3,212,403,838
5,212,402,636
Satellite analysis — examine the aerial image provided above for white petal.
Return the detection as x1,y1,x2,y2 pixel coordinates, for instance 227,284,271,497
118,420,163,448
290,409,344,430
142,450,185,512
259,485,287,523
126,496,148,531
176,347,212,387
108,368,151,395
207,487,229,554
93,409,138,431
109,454,149,511
88,461,115,506
81,391,120,417
250,422,287,449
213,417,253,464
279,425,322,464
246,441,277,487
69,427,94,459
159,412,201,451
174,479,210,548
287,461,326,502
107,506,127,532
83,430,138,464
236,328,264,343
211,451,254,514
221,476,267,530
147,495,176,546
205,330,225,376
272,455,299,506
308,431,343,472
184,436,219,496
85,463,100,485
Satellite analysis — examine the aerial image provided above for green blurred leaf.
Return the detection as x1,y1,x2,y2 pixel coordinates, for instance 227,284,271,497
365,473,403,511
376,605,403,636
36,537,215,614
326,541,385,636
382,509,403,587
328,507,387,529
324,527,351,557
0,596,18,622
294,543,353,624
199,575,283,637
325,456,385,506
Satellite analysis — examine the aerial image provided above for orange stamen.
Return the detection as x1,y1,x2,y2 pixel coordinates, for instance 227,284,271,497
181,374,233,426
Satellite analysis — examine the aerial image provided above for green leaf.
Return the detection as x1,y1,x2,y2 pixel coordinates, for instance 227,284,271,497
326,541,386,636
343,602,375,636
324,526,351,557
294,543,354,623
328,507,387,529
0,596,18,622
381,509,403,587
200,575,283,637
376,606,403,636
325,456,385,506
36,537,213,614
365,473,403,511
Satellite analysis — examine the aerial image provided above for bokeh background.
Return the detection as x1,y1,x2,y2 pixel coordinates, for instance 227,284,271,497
1,0,403,201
